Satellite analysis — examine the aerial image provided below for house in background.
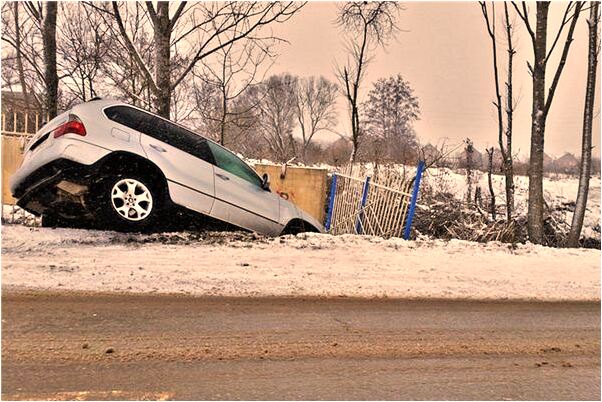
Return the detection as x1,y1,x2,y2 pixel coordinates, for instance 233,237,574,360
1,91,44,134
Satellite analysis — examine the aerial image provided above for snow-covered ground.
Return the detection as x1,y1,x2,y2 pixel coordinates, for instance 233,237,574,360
2,225,599,301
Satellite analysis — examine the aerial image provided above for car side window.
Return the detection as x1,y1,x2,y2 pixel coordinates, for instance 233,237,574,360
104,106,147,132
166,124,215,165
105,106,215,165
207,142,262,187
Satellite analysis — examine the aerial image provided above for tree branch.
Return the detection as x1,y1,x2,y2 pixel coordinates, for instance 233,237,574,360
544,1,583,114
111,1,158,93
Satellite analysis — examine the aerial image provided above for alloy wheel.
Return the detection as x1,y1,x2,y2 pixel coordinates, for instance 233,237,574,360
110,178,153,221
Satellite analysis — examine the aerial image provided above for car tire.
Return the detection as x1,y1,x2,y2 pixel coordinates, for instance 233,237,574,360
91,171,164,232
281,220,318,235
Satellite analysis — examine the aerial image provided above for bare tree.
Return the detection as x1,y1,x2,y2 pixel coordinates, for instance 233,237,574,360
194,38,272,146
109,1,304,119
295,76,338,164
568,1,600,247
58,3,111,104
479,2,516,222
1,3,45,109
511,1,583,244
15,1,58,117
335,1,402,162
12,3,30,109
91,2,155,109
502,3,516,221
252,74,299,162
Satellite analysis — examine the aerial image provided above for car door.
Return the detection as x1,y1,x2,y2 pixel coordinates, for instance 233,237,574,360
206,141,282,235
135,112,216,215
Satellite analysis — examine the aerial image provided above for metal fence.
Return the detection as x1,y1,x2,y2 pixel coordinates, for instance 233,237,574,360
325,161,425,239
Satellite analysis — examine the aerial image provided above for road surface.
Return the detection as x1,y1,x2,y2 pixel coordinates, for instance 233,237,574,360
2,292,600,400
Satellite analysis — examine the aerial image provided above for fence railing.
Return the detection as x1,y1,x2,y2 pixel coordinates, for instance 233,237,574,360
1,111,47,137
325,161,425,239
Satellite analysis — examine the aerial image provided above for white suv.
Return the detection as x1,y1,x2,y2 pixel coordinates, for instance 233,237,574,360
10,99,323,235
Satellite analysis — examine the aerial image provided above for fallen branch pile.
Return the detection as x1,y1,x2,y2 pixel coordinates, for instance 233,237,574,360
413,192,600,248
412,193,525,243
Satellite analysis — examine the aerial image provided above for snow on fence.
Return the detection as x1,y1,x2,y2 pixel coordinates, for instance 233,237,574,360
326,161,425,239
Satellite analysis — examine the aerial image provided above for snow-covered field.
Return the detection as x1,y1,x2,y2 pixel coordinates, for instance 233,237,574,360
2,225,599,301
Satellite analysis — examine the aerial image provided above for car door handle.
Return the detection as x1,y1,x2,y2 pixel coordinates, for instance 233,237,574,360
215,173,230,181
149,144,166,153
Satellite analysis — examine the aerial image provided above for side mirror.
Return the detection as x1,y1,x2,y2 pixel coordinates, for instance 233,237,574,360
261,173,270,191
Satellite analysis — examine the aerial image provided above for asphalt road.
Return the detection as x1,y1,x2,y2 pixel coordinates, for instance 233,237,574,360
2,292,600,400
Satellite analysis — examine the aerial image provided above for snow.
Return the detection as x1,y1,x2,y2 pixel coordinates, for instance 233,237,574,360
2,225,599,301
2,204,39,226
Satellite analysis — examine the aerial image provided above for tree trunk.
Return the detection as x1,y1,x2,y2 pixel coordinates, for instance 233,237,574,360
13,3,30,111
567,2,599,247
486,147,496,220
350,103,359,163
43,2,58,118
503,2,515,222
527,2,550,244
465,139,474,203
154,2,171,119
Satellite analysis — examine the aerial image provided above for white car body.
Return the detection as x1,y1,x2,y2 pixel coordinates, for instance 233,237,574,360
10,99,323,235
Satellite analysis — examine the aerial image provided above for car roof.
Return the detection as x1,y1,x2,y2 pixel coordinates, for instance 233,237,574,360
88,99,261,176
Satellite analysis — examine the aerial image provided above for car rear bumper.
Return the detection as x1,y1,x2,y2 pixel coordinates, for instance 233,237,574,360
10,137,111,196
12,158,96,217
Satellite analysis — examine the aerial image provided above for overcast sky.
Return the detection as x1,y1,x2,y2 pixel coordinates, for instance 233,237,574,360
270,1,601,159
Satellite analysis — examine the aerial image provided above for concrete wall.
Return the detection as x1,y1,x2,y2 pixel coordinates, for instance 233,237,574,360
254,164,328,224
2,136,24,205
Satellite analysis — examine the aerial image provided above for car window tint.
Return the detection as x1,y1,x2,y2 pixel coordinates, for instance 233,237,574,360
104,106,148,132
105,106,214,164
207,142,262,187
167,124,215,164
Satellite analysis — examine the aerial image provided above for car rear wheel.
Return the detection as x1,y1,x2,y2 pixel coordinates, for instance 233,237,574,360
92,173,164,232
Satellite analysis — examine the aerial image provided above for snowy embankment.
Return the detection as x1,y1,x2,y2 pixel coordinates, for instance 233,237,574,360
2,225,599,301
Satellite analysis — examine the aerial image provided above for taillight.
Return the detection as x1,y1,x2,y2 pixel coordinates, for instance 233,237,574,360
53,114,86,138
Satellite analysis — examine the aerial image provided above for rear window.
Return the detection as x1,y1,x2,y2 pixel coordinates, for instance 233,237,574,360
104,105,214,164
104,106,148,132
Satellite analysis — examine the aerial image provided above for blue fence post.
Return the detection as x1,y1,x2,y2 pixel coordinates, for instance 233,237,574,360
355,176,371,234
325,173,338,231
403,160,425,240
